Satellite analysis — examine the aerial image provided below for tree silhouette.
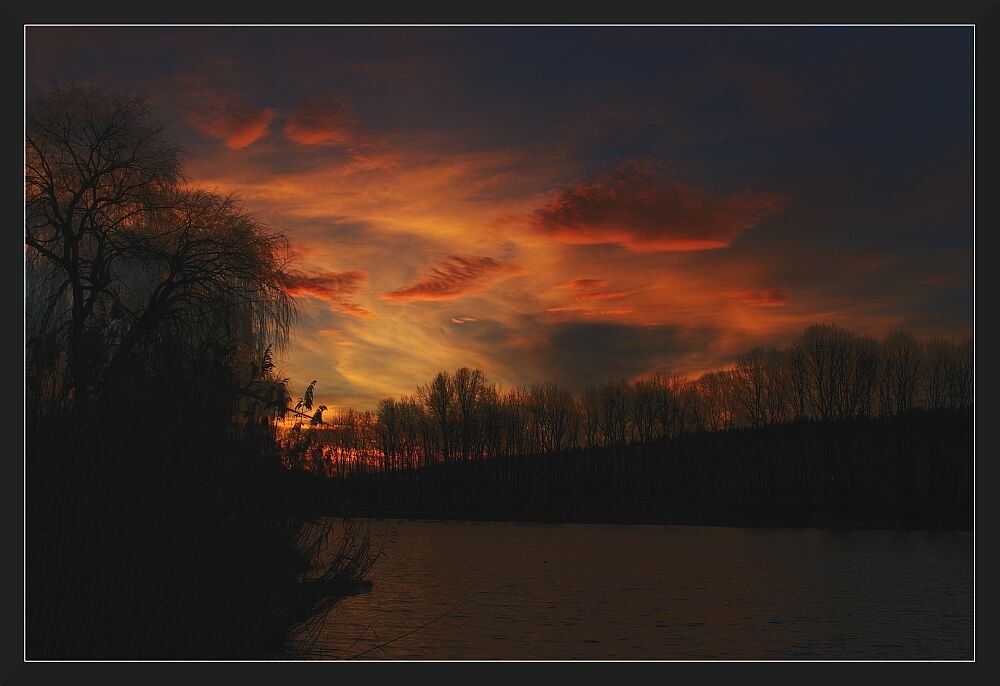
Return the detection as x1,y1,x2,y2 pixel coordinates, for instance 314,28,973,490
25,84,376,659
26,83,294,420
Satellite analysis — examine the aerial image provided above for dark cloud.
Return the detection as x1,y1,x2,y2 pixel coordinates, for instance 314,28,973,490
539,322,719,388
713,61,828,130
281,269,374,318
383,255,518,302
533,160,786,251
454,316,720,391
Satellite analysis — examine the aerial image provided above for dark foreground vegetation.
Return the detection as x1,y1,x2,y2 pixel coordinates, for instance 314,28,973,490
25,84,380,659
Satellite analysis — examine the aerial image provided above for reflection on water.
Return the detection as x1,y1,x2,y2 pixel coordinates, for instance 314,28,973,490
292,521,973,660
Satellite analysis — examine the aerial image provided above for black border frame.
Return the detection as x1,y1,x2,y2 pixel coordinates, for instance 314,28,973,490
8,3,994,679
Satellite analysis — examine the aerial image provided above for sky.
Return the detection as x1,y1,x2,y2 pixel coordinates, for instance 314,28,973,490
25,26,975,410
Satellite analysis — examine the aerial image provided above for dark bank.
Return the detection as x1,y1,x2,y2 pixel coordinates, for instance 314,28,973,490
288,407,973,531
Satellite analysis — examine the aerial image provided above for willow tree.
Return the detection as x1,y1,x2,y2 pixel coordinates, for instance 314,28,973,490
24,85,371,660
25,83,294,417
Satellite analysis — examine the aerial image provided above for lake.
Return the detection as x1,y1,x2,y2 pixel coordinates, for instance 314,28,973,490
292,520,973,660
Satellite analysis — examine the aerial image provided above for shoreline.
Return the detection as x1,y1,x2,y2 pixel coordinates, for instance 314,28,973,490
315,509,974,534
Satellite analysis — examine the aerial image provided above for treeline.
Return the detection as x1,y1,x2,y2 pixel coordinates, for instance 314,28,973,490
284,324,973,476
320,408,973,530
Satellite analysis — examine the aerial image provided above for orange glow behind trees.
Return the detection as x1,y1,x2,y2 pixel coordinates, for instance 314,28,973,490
280,324,972,477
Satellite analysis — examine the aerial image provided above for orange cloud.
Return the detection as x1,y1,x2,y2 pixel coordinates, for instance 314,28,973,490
281,269,375,318
533,160,786,251
333,302,376,319
724,288,790,308
556,278,608,290
587,308,635,316
575,290,635,301
547,306,634,317
383,255,519,302
188,95,276,149
451,316,479,324
180,127,911,407
283,96,357,146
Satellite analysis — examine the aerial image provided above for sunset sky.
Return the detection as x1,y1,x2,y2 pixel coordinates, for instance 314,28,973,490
26,26,974,410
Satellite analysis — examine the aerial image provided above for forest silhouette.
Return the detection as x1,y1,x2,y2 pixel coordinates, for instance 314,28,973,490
24,83,973,659
280,326,973,529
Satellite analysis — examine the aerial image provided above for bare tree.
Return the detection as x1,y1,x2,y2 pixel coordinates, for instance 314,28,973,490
794,325,837,421
26,84,180,398
376,398,401,473
596,380,631,447
695,370,738,432
632,377,658,443
452,367,486,461
529,382,575,455
847,335,880,419
879,331,923,416
786,344,810,422
419,371,454,463
581,385,603,449
760,348,790,425
923,338,972,410
946,338,974,409
734,349,768,428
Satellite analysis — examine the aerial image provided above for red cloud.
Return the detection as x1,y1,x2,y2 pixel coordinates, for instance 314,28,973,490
383,256,518,302
575,290,635,301
282,270,365,299
556,278,608,290
533,161,786,251
724,288,789,307
281,270,374,318
284,96,357,146
188,95,276,149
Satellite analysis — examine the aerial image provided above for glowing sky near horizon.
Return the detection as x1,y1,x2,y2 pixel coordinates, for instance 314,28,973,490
26,27,974,409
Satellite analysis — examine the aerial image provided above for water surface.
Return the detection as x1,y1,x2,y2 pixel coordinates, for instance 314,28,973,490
295,520,973,660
